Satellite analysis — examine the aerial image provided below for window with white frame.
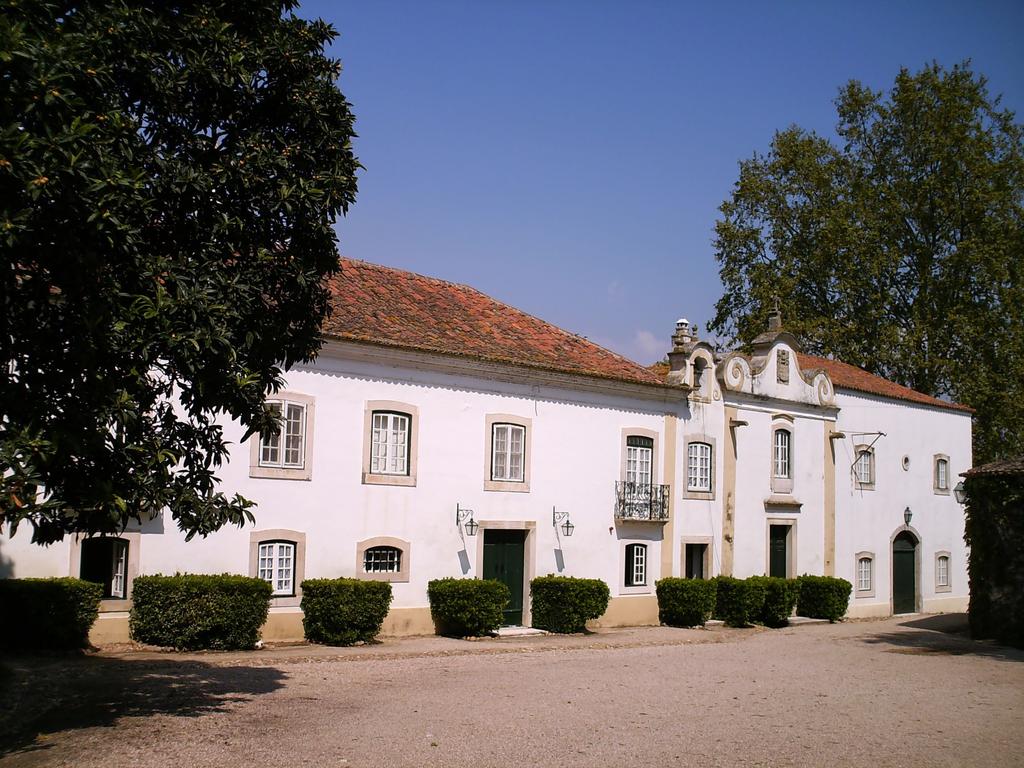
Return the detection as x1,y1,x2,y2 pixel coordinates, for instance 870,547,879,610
857,556,873,592
626,436,654,487
371,411,411,475
937,554,950,588
257,540,296,596
854,447,874,487
491,423,526,482
259,400,307,468
934,456,949,491
773,428,792,479
624,543,647,587
363,545,402,574
80,538,129,599
687,442,712,492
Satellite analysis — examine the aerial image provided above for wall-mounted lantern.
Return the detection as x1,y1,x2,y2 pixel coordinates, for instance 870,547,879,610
456,504,478,536
903,506,913,526
553,507,574,537
953,481,967,504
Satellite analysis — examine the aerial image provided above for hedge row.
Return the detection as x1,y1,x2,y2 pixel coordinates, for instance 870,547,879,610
427,577,510,637
301,578,393,646
0,577,102,650
655,574,849,628
530,576,610,633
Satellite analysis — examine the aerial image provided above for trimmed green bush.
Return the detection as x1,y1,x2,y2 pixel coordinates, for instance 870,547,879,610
748,576,800,627
301,578,393,646
530,576,610,633
0,577,102,651
796,575,852,622
713,576,766,627
656,577,717,627
427,578,509,637
130,574,272,650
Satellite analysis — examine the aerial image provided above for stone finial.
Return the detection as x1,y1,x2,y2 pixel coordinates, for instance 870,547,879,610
768,297,782,332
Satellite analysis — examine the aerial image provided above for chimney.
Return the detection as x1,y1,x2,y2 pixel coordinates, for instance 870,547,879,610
672,317,697,350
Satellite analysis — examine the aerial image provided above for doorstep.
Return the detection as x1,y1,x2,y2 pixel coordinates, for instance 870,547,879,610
496,626,549,637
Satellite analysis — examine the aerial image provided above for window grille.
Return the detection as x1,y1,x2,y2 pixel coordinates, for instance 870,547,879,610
364,546,402,573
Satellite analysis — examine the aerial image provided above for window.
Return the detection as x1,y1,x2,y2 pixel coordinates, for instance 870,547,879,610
934,455,950,493
624,543,647,587
356,537,411,582
626,435,654,487
80,538,129,599
687,442,712,492
249,392,314,480
364,546,402,574
257,540,296,596
935,551,951,592
854,551,875,598
492,423,526,482
773,429,791,479
685,543,709,579
259,400,307,468
857,557,872,592
854,446,875,489
371,411,411,475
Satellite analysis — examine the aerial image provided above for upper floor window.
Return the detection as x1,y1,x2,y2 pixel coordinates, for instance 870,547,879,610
935,551,952,592
625,435,654,487
258,540,296,596
492,423,526,482
260,400,307,468
80,538,129,599
933,455,950,493
687,442,712,492
773,428,792,479
624,543,647,587
371,411,411,476
854,446,875,489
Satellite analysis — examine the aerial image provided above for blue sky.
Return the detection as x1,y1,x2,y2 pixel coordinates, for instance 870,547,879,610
301,1,1024,364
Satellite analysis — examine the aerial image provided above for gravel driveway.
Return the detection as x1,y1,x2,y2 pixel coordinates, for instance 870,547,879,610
2,614,1021,768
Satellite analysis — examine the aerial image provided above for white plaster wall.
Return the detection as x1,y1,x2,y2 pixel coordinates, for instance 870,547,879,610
833,390,971,614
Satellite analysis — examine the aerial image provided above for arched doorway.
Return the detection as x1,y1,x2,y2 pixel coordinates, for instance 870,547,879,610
892,531,918,614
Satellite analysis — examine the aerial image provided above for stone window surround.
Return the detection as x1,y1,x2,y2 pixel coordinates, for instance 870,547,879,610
356,536,411,583
249,529,306,607
682,435,717,501
484,414,532,492
619,427,660,485
934,550,952,593
362,400,419,487
854,550,876,598
770,414,795,495
681,536,714,579
764,517,797,578
853,444,876,491
620,540,653,595
68,532,142,613
933,454,951,495
249,391,315,480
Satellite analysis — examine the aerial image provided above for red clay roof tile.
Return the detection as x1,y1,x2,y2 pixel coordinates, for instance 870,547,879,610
324,258,669,388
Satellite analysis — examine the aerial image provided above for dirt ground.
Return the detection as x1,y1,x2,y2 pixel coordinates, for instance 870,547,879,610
1,614,1022,768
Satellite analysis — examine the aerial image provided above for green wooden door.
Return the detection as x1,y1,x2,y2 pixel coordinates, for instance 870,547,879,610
482,529,526,626
769,525,789,578
893,533,917,614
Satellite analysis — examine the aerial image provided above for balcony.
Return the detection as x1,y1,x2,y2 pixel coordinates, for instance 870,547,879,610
614,481,670,522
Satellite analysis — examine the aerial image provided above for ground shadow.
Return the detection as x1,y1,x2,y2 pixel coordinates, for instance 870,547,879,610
0,654,287,756
860,613,1024,663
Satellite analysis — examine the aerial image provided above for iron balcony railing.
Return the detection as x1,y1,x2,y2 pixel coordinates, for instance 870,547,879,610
614,481,671,522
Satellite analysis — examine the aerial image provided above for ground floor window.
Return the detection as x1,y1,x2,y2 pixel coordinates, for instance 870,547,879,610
858,556,872,592
80,538,129,599
364,545,402,574
685,543,708,579
258,540,296,596
625,543,647,587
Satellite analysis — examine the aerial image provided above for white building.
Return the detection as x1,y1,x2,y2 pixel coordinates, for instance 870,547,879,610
1,258,972,641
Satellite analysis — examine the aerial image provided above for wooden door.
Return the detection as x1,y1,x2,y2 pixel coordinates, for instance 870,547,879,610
482,529,526,626
769,525,789,578
893,532,917,614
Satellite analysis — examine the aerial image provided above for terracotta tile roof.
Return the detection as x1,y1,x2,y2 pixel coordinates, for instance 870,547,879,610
323,258,670,388
963,457,1024,478
796,354,973,413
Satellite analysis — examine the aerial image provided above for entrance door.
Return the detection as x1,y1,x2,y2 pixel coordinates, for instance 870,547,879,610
769,525,789,578
893,532,918,614
482,529,526,626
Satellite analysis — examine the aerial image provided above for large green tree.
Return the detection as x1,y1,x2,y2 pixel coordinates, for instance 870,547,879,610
710,62,1024,463
0,1,358,543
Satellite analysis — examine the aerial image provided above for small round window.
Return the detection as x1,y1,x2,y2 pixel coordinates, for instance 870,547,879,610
902,455,911,471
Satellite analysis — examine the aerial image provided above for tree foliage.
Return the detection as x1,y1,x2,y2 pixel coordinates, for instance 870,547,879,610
710,62,1024,462
0,1,359,543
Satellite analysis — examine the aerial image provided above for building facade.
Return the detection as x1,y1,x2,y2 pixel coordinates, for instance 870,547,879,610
1,258,972,641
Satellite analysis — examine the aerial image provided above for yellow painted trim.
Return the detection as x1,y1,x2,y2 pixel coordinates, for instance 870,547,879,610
661,413,678,579
590,595,660,628
823,421,836,576
380,606,436,637
89,613,131,645
722,405,739,575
